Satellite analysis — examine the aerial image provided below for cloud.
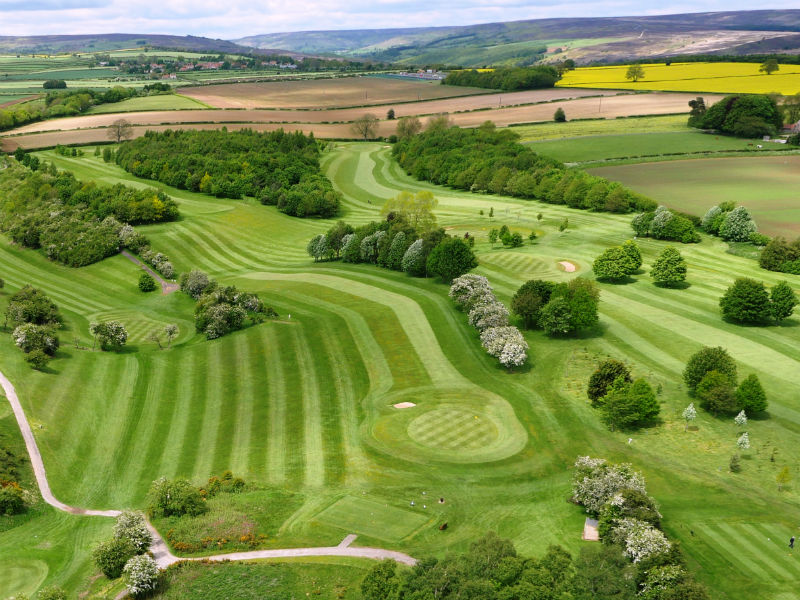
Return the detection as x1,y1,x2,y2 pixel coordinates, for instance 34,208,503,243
0,1,798,39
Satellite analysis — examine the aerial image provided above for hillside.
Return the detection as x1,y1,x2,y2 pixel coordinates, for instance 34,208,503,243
235,10,800,66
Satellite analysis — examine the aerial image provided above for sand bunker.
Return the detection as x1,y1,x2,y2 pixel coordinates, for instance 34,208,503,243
558,261,577,272
394,402,417,409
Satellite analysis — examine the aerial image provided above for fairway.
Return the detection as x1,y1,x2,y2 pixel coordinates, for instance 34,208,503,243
590,155,800,237
558,61,800,94
1,141,800,600
314,497,430,542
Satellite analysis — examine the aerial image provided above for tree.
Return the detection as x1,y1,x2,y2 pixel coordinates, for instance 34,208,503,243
426,237,478,282
734,410,748,428
651,246,687,287
539,296,572,335
720,278,772,324
688,97,707,127
381,190,438,233
625,64,645,82
325,221,354,257
351,113,379,140
776,466,791,491
122,554,159,596
554,107,566,122
730,454,742,473
736,373,768,413
600,378,659,430
179,269,212,299
400,238,426,276
361,559,399,600
737,432,750,451
395,116,422,139
588,359,632,404
113,510,152,554
770,281,797,323
146,477,206,518
0,483,25,514
468,300,509,331
90,320,128,351
386,108,395,120
696,371,738,414
449,274,492,310
107,118,133,143
164,324,178,348
621,239,642,271
24,349,50,370
385,231,409,270
593,246,636,281
682,403,697,431
571,544,636,600
759,59,779,75
718,206,757,242
511,279,555,328
488,228,499,246
306,233,330,262
479,326,528,370
684,346,737,393
138,273,156,292
93,536,137,579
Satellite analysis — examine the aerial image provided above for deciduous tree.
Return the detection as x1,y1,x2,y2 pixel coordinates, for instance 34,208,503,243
588,359,632,404
625,64,645,82
651,246,687,287
683,346,737,392
736,373,768,413
720,278,771,324
107,118,133,143
770,281,797,323
351,113,379,140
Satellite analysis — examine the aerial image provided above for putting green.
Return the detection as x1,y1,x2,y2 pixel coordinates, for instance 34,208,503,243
314,496,431,542
408,407,499,451
0,559,48,597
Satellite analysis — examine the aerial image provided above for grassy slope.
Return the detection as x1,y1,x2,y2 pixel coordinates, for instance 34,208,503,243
86,94,211,114
0,146,797,599
513,114,689,142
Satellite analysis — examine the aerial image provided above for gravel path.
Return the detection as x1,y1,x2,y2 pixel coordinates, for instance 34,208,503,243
120,250,179,295
0,368,416,578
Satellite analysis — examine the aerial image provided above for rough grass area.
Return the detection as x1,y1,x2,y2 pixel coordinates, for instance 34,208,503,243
151,558,369,600
590,155,800,238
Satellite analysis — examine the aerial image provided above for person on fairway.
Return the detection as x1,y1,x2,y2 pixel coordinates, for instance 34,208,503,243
790,536,795,549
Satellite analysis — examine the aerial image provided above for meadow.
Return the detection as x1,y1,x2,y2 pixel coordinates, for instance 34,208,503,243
85,94,211,114
590,155,800,238
557,61,800,95
0,141,799,599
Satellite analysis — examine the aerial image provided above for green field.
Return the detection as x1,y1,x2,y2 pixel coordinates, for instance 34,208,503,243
530,131,782,164
0,142,799,599
514,114,689,142
86,94,210,113
590,155,800,238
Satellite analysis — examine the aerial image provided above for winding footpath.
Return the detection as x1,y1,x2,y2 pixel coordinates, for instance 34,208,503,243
120,251,179,295
0,369,416,575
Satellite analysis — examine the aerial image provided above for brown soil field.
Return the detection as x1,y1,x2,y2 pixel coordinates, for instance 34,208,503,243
179,77,490,109
2,92,725,151
0,95,37,109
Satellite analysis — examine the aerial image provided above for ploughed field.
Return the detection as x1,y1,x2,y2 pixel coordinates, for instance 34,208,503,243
1,142,799,600
590,155,800,238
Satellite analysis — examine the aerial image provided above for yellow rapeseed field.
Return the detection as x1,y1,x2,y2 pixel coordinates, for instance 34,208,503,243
557,62,800,95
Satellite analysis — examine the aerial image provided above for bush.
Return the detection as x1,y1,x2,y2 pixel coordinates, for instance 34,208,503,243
588,359,632,404
37,587,67,600
24,349,50,370
93,536,137,579
138,272,157,292
683,346,737,393
114,510,152,554
90,320,128,351
692,94,783,136
122,554,159,596
5,285,62,328
600,378,659,430
0,483,25,515
736,373,768,413
696,371,738,414
12,323,59,356
146,477,206,518
554,107,566,122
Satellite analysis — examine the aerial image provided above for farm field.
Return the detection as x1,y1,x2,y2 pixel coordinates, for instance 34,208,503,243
590,155,800,238
514,114,689,141
1,91,724,151
86,94,211,113
558,61,800,95
1,142,799,599
530,131,783,164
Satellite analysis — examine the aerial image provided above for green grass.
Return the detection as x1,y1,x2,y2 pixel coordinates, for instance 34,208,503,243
151,558,370,600
514,114,689,141
0,141,798,599
529,131,780,164
589,155,800,238
314,496,431,542
86,94,211,113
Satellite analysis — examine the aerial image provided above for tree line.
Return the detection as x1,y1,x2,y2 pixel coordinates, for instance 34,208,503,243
115,129,341,218
0,155,178,268
392,122,657,214
688,94,784,138
443,65,559,91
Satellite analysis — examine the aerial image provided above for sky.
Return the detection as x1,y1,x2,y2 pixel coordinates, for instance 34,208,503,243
0,0,798,39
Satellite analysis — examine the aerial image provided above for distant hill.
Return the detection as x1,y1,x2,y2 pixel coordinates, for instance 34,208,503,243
0,33,301,57
235,10,800,66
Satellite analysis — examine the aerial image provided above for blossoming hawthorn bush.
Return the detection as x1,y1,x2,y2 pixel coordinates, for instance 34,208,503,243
480,326,528,369
122,554,159,596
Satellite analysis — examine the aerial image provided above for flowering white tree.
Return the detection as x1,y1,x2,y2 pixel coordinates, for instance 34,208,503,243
616,518,671,563
468,301,510,331
737,432,750,450
90,321,128,351
401,239,425,275
122,554,159,595
449,274,492,310
640,565,686,598
572,456,647,513
734,410,747,428
306,234,329,262
682,403,696,432
113,511,152,554
719,206,757,242
480,326,528,370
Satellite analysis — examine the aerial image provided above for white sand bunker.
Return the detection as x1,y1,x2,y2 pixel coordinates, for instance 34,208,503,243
558,261,577,273
394,402,417,409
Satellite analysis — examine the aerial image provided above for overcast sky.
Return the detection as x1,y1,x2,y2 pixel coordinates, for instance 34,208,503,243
0,1,798,39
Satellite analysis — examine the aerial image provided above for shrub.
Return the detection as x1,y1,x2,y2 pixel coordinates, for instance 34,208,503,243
572,456,646,514
588,359,632,405
554,107,566,122
479,326,528,369
5,285,62,328
770,281,797,323
683,346,737,393
468,301,509,331
621,239,642,271
146,477,206,518
736,373,768,413
113,510,152,554
90,320,128,351
696,371,738,414
600,378,659,430
122,554,159,596
719,278,772,324
24,349,50,370
0,483,25,515
138,273,156,292
37,587,67,600
449,274,492,311
93,536,137,579
12,323,59,355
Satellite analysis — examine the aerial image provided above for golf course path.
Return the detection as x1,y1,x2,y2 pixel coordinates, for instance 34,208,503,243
0,368,417,576
121,250,179,294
